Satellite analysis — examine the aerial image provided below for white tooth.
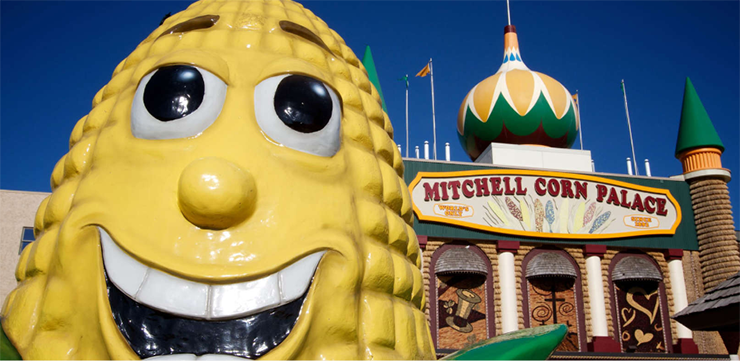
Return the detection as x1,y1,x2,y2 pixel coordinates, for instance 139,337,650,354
137,268,209,318
99,227,148,298
145,354,196,360
100,225,323,320
196,354,247,360
210,274,279,319
278,251,325,304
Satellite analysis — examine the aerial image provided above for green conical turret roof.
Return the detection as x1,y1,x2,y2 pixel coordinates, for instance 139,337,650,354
675,77,724,157
361,46,388,113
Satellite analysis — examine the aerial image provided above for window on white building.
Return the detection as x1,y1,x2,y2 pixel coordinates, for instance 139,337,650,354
19,227,35,254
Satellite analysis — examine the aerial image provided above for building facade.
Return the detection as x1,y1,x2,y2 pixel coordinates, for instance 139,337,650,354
398,20,739,359
404,156,739,358
0,190,49,304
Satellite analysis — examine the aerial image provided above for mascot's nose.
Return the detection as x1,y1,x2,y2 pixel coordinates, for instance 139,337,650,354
178,157,256,230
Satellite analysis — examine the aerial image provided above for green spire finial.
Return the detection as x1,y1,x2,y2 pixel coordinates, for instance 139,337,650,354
361,46,388,113
675,77,724,158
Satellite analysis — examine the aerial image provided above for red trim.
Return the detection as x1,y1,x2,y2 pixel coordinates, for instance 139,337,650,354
588,336,621,352
504,25,516,34
521,248,589,352
417,235,428,249
673,338,699,354
663,248,683,261
583,244,607,258
607,252,674,353
428,243,496,351
497,240,520,253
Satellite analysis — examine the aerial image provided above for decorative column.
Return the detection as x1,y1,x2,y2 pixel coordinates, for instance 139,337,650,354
497,241,520,334
664,249,699,354
675,77,740,292
583,245,620,352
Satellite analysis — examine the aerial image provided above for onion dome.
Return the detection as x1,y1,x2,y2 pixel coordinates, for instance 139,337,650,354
457,25,579,161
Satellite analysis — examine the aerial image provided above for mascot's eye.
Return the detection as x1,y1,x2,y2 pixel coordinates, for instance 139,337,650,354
254,74,341,157
274,75,332,133
131,65,226,139
144,66,204,121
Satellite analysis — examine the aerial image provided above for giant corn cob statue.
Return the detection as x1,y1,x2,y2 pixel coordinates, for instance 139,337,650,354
1,0,432,358
0,0,565,359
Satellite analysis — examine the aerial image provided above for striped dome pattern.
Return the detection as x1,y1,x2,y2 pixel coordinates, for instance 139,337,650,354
457,25,578,161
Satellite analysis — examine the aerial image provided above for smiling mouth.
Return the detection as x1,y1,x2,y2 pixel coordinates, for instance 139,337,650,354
99,227,324,359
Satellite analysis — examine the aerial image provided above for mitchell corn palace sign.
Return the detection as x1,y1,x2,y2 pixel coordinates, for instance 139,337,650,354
408,170,681,240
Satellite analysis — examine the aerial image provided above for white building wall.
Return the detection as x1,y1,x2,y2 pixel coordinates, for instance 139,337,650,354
475,142,593,173
0,189,49,303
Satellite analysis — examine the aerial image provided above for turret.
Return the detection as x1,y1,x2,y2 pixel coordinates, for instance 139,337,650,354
675,77,739,291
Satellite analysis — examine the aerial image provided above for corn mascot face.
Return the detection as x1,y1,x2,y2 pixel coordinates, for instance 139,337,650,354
0,0,434,359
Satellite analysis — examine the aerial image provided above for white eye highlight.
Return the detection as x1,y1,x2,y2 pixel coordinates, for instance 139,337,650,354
131,65,227,140
254,74,341,157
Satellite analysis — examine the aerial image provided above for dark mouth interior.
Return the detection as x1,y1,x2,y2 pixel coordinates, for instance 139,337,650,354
105,272,306,359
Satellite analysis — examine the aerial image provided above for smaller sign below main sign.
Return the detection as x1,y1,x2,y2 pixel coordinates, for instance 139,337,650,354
408,170,682,240
433,203,474,218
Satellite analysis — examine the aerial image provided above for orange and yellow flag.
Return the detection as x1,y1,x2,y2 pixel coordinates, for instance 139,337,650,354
416,63,430,77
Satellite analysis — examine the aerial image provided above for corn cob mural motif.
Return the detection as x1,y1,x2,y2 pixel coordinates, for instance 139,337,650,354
506,197,523,222
588,211,613,234
0,0,436,358
483,197,616,236
456,25,578,161
488,198,616,235
583,203,596,225
545,200,556,232
534,199,544,232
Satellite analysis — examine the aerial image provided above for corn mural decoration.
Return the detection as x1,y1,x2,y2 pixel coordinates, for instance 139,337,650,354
534,199,544,232
485,197,614,236
583,203,597,224
545,200,556,231
0,0,435,358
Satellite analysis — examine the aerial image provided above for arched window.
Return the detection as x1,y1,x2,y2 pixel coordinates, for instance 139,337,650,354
609,253,673,353
522,249,587,352
430,244,495,354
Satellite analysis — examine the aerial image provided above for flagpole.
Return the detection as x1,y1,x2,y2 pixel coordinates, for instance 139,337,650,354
621,79,639,175
576,91,583,150
429,58,438,160
405,74,409,158
506,0,511,25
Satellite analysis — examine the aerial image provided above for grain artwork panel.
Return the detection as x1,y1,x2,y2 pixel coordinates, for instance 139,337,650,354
436,274,488,349
527,278,581,351
614,282,667,353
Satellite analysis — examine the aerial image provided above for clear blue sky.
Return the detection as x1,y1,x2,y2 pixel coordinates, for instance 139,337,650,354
1,1,738,225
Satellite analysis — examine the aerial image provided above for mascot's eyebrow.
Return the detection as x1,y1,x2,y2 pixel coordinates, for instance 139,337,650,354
279,20,334,56
158,15,220,39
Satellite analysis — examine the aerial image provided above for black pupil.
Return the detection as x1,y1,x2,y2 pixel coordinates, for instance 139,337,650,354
274,75,332,133
143,65,205,122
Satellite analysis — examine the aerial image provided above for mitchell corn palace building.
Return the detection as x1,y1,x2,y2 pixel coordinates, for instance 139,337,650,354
400,24,739,359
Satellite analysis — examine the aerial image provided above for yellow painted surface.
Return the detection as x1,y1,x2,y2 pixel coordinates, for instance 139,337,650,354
0,0,433,359
537,72,568,119
472,73,501,122
505,70,535,116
